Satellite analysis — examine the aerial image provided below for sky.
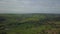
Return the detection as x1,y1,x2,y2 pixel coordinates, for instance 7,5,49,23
0,0,60,13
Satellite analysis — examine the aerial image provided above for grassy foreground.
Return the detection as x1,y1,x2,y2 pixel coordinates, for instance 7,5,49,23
0,14,60,34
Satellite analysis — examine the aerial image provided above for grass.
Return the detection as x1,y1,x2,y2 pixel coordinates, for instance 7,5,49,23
0,14,60,34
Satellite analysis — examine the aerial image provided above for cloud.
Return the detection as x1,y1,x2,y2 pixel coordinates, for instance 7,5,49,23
0,0,60,13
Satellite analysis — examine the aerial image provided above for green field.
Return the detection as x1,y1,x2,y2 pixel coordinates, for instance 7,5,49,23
0,14,60,34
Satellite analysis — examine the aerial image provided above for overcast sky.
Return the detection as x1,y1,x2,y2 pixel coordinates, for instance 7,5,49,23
0,0,60,13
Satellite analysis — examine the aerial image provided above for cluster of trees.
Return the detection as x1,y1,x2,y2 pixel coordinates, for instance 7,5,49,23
0,17,7,34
